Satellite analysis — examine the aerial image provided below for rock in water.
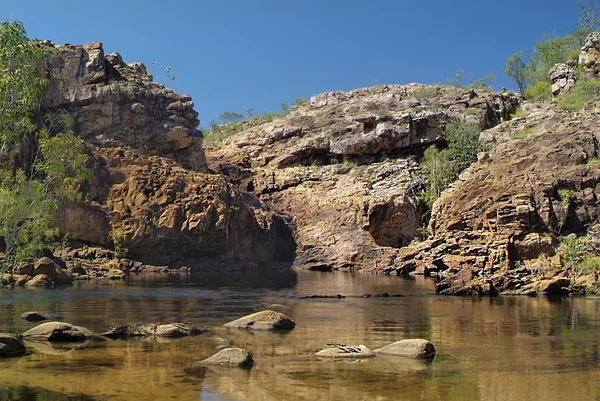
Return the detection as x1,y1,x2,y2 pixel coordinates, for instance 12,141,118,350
22,322,97,342
20,312,63,322
223,310,295,331
198,348,254,367
374,339,436,359
315,344,375,359
101,323,212,339
0,334,26,358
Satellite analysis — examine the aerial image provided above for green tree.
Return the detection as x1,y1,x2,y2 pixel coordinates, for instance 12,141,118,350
579,0,600,33
218,111,244,124
0,21,89,275
504,51,528,96
444,120,482,172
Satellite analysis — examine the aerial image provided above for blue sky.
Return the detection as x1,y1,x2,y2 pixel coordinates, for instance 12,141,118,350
1,0,584,125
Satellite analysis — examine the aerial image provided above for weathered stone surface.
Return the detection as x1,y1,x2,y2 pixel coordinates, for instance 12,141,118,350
24,274,54,288
198,348,254,367
224,310,295,331
207,85,519,271
374,339,436,359
315,345,375,359
0,334,26,358
533,277,571,295
20,312,63,322
22,322,96,342
32,257,73,285
101,323,211,339
549,63,575,96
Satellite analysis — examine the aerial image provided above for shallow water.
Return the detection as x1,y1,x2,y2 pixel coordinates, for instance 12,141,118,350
1,270,600,401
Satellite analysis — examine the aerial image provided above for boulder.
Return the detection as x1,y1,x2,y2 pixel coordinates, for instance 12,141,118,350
315,345,375,359
20,312,64,322
150,323,210,338
374,339,436,359
0,334,26,358
101,323,151,338
533,277,571,294
32,257,73,285
101,323,211,339
198,348,254,367
22,322,96,342
223,310,295,331
24,274,54,288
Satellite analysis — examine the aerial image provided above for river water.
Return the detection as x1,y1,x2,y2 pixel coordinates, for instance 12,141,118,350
0,270,599,401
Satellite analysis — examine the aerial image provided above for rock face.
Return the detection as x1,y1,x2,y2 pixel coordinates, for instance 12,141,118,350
42,41,205,171
381,99,600,294
0,334,26,358
38,41,295,268
207,85,518,270
22,322,96,342
223,310,296,331
315,345,375,359
374,339,436,359
198,347,254,367
549,63,575,96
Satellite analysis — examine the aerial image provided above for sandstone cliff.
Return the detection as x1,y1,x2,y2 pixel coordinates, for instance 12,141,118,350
207,85,518,271
42,41,295,268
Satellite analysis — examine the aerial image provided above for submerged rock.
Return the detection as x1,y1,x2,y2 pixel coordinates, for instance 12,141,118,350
224,310,295,331
198,347,254,367
20,312,63,322
374,339,436,359
101,323,211,339
315,344,375,359
0,334,26,358
22,322,97,342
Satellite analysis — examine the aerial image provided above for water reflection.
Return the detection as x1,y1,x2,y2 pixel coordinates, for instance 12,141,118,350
0,271,599,400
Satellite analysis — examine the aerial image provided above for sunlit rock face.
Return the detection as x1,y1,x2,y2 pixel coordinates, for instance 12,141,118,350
207,84,518,271
41,41,295,267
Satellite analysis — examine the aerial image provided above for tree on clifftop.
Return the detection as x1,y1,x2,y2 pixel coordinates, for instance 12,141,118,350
0,20,89,275
504,51,528,97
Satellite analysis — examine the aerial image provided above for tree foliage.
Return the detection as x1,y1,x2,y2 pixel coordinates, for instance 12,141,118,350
0,21,88,274
504,51,528,96
420,120,482,211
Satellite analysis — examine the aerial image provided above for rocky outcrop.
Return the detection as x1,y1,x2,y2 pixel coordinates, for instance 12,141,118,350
549,63,575,96
223,310,296,331
37,41,295,268
42,41,205,171
22,322,97,342
374,339,436,359
207,85,518,271
382,100,600,294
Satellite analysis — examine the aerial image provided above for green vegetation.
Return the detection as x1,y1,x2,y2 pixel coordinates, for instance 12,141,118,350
203,97,309,147
513,126,538,139
558,188,576,206
0,20,89,275
420,120,482,211
556,78,600,110
559,235,596,283
504,2,598,99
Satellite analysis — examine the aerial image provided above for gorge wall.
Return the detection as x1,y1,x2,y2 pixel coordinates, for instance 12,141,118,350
206,85,519,271
42,41,295,267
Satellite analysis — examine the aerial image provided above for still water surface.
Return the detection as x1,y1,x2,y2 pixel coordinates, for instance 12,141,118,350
0,270,600,401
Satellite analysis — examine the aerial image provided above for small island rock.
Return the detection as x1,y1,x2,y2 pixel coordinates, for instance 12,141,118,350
315,344,375,359
224,310,295,331
198,347,254,367
20,312,63,322
0,334,26,358
374,339,436,359
22,322,97,342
